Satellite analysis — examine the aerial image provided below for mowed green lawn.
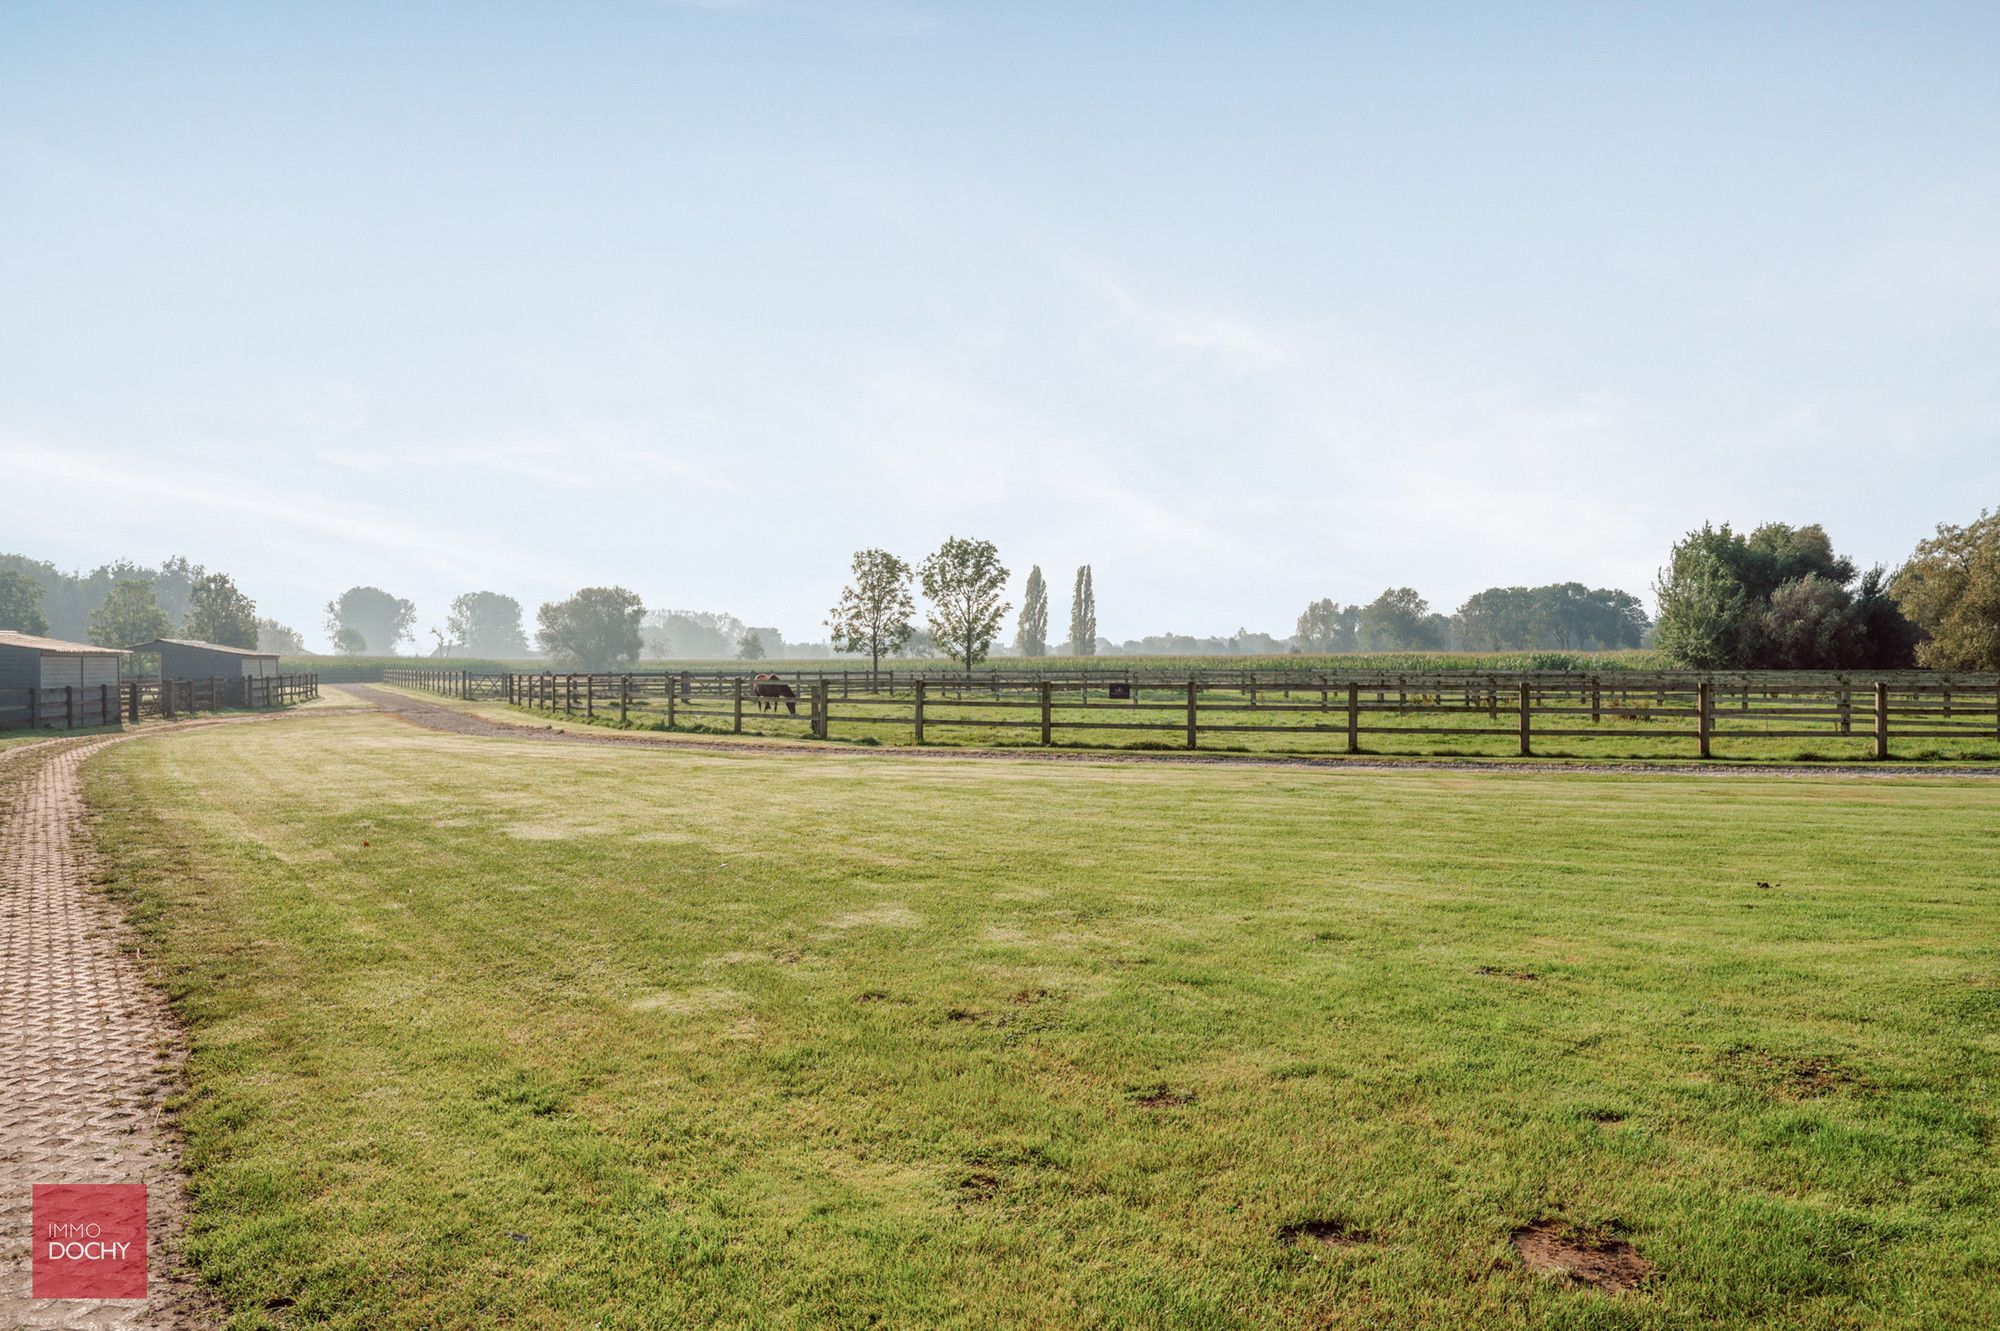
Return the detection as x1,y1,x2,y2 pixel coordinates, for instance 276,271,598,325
86,714,2000,1329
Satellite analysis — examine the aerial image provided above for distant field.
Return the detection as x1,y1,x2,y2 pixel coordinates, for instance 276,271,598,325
88,712,2000,1328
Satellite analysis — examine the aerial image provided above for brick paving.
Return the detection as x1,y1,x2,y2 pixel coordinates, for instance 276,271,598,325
0,738,212,1329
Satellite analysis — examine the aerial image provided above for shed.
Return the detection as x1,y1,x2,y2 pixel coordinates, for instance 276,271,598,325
0,630,126,729
132,638,281,681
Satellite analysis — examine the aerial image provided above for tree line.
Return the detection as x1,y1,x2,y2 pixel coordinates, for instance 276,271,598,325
0,554,273,651
5,507,1996,671
1651,513,2000,671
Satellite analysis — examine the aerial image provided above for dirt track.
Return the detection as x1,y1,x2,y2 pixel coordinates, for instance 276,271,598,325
344,684,2000,780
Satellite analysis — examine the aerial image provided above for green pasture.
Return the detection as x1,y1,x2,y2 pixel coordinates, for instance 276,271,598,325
497,682,2000,765
85,711,2000,1328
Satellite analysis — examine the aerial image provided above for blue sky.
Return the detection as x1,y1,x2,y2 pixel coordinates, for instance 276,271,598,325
5,2,1997,650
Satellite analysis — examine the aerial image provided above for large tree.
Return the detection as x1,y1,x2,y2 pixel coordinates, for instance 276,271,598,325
1450,588,1536,652
1892,509,2000,669
325,586,417,656
1294,598,1357,653
257,618,307,654
736,630,766,661
1758,574,1863,670
1451,584,1647,651
1656,522,1913,669
154,556,202,630
922,538,1011,673
186,571,259,648
643,610,747,660
1069,565,1096,657
447,591,530,658
1356,588,1447,651
88,579,172,647
1015,565,1049,658
827,549,915,677
0,570,49,636
535,586,645,669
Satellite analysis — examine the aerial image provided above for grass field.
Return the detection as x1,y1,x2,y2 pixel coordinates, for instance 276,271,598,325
486,684,2000,766
87,712,2000,1329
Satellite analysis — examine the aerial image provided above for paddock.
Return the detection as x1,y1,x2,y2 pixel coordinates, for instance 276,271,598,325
386,667,2000,762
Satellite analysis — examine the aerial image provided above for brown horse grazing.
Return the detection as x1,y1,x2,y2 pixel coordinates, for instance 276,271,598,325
751,673,797,715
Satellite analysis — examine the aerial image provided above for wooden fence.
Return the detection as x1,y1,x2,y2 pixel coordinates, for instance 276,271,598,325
0,673,319,731
383,668,2000,760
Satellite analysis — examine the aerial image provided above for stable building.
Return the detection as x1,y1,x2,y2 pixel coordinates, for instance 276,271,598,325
0,630,126,729
132,638,281,682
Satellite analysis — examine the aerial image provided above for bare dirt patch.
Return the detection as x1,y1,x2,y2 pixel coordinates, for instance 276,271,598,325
1128,1084,1195,1108
957,1170,1002,1201
1474,966,1541,982
1510,1220,1653,1292
1717,1047,1868,1099
1277,1219,1370,1248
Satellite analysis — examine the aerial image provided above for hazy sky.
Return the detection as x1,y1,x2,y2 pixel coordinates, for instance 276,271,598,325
5,2,1997,650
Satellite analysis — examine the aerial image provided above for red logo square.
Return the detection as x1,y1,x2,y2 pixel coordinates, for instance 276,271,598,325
32,1184,147,1300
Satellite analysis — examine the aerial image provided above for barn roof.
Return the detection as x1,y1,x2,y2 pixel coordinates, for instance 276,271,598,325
129,638,280,659
0,630,126,656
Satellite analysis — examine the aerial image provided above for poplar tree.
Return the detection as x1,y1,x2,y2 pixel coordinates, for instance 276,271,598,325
1069,565,1096,656
1016,566,1049,657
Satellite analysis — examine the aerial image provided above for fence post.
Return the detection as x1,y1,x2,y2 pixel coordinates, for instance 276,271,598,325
914,679,927,744
1875,682,1889,760
1040,682,1052,746
666,683,677,728
733,678,743,733
1518,681,1532,757
1346,683,1359,754
586,675,595,718
1186,680,1198,749
1590,677,1600,725
127,681,138,723
1838,676,1851,734
1697,680,1712,758
619,675,629,725
814,681,829,739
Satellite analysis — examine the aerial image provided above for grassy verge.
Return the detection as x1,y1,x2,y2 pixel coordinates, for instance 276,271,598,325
86,713,2000,1328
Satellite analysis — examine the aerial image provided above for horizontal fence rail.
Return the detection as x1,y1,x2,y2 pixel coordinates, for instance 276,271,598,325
384,668,2000,761
0,673,318,731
